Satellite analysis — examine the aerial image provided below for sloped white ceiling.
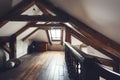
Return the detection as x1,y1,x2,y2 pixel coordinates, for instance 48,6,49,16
28,29,48,42
17,27,37,40
0,0,120,44
50,0,120,44
0,0,23,17
12,0,23,7
0,4,43,37
22,4,43,15
0,21,27,36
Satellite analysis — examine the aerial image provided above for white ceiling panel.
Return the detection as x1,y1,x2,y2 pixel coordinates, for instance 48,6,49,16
28,29,48,42
17,27,37,40
0,21,27,36
22,4,43,15
50,0,120,44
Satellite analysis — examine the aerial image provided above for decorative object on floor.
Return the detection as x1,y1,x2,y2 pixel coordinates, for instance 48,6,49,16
5,59,21,69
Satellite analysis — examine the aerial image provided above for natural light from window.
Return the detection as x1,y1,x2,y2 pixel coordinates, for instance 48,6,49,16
49,29,61,41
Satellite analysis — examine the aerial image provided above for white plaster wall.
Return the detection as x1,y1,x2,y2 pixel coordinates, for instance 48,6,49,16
16,40,29,58
0,21,27,36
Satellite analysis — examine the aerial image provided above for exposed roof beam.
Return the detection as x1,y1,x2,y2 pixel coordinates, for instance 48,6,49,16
0,21,8,28
22,28,39,41
45,30,52,45
35,0,50,16
8,15,69,22
13,25,29,37
28,23,64,27
40,0,120,59
69,21,120,59
13,22,36,36
0,36,10,42
38,0,67,17
66,27,120,62
39,26,64,30
26,23,65,29
0,0,35,28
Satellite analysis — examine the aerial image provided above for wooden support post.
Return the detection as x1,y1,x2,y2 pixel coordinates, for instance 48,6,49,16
61,29,64,45
65,28,71,43
45,30,52,45
81,58,99,80
9,35,16,59
113,62,120,73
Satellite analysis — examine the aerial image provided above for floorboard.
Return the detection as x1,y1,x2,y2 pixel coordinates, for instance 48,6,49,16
0,51,70,80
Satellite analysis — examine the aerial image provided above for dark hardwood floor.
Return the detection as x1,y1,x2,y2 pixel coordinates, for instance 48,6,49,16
0,51,70,80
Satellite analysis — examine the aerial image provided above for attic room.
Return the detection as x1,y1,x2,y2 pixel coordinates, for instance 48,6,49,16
0,0,120,80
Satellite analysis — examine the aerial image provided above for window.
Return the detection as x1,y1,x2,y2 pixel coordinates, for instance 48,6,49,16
49,29,61,41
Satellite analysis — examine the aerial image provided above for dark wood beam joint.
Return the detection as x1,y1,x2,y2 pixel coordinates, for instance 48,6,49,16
9,34,16,59
45,30,52,45
8,15,69,22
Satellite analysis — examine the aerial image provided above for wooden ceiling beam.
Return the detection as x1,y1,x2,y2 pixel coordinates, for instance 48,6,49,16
38,0,68,17
28,23,64,27
40,0,120,59
39,26,64,30
22,28,39,41
66,27,120,62
7,15,69,22
69,21,120,58
0,36,10,42
13,22,36,36
35,0,50,16
27,23,64,29
0,0,35,28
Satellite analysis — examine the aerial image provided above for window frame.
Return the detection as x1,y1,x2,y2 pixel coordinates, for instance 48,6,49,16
49,29,62,41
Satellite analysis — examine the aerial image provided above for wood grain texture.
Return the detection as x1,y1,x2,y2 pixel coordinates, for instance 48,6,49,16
0,51,70,80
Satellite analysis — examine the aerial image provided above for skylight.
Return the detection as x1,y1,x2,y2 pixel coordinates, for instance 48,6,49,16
49,29,61,41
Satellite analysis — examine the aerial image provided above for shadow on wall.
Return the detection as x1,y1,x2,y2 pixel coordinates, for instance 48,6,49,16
0,48,6,70
0,0,22,18
0,0,12,18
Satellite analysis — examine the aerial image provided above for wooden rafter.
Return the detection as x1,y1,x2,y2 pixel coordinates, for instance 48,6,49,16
27,23,65,30
39,26,64,30
27,23,64,27
68,26,120,72
0,0,35,28
8,15,69,22
40,0,120,59
13,25,29,37
69,22,120,58
22,28,39,41
66,26,120,61
35,0,50,16
0,36,10,42
13,22,36,36
38,0,68,17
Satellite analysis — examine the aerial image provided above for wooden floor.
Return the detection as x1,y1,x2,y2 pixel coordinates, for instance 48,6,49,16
0,51,70,80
